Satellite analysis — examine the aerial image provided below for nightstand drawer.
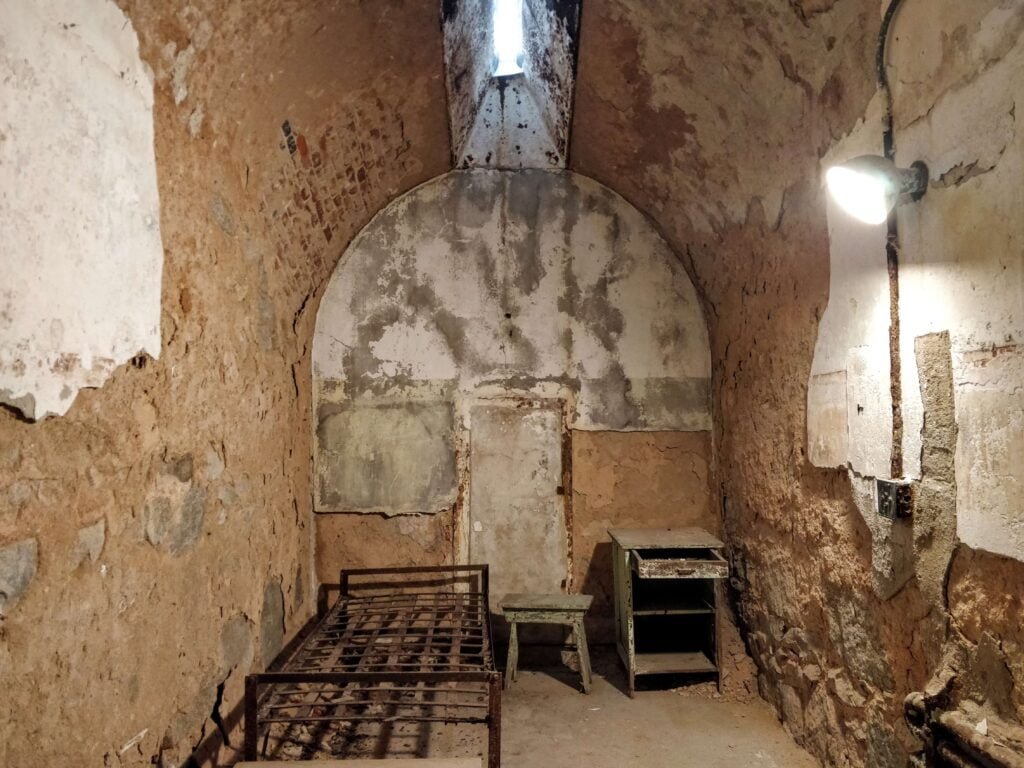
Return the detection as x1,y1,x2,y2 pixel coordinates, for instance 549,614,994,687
631,547,727,579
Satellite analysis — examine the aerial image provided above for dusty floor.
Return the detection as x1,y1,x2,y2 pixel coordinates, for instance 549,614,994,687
500,651,818,768
260,649,817,768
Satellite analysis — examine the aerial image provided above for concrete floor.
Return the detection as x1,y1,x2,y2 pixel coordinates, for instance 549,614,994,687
500,651,819,768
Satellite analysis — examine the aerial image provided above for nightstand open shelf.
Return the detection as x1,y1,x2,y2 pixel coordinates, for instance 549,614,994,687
610,527,727,696
633,651,717,676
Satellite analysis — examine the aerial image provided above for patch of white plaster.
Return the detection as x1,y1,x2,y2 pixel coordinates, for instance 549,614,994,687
312,170,711,512
0,0,163,419
807,371,849,468
814,15,1024,562
459,77,562,169
846,345,893,479
895,31,1024,559
807,98,891,476
370,317,460,381
955,347,1024,560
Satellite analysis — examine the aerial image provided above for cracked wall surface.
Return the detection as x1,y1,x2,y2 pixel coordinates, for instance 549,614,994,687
312,168,713,630
573,0,1024,765
312,169,711,513
810,1,1024,562
0,0,448,765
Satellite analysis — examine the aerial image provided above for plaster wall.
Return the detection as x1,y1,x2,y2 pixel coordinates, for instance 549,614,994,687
894,1,1024,561
312,169,712,514
808,0,1024,563
469,402,568,611
314,427,716,647
442,0,495,162
522,0,581,160
809,96,891,478
459,79,565,169
0,1,449,765
0,0,163,420
311,168,714,635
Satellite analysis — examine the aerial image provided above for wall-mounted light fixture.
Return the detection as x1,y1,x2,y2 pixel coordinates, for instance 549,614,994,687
826,155,929,225
825,0,931,233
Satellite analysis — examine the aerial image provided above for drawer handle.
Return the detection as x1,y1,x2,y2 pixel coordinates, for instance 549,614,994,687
677,568,695,576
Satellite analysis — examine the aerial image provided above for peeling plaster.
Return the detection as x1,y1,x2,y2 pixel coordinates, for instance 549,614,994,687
809,4,1024,564
0,0,450,763
444,0,580,169
0,0,163,420
441,0,495,163
313,169,711,513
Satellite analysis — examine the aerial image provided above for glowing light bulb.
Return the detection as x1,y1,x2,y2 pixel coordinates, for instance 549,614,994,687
825,165,892,225
493,0,525,77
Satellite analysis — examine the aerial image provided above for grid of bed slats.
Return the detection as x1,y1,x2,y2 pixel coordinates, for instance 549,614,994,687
259,589,493,726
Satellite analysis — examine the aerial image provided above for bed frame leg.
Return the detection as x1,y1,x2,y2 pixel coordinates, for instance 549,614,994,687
244,675,258,761
488,671,502,768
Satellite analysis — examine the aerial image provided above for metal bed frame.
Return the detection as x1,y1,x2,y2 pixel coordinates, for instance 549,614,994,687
244,565,501,767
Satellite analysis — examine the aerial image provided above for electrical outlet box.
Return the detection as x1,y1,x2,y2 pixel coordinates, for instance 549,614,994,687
876,478,913,519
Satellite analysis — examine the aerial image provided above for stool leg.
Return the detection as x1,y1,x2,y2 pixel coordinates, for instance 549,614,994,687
574,618,593,694
505,621,519,689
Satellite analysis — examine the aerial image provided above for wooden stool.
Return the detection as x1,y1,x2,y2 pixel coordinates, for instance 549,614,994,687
500,593,594,694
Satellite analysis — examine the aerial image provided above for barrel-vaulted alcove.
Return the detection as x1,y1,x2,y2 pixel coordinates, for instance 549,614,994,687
312,169,716,627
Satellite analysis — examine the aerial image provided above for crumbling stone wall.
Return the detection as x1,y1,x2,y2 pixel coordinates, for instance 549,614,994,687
0,1,448,765
574,0,1024,765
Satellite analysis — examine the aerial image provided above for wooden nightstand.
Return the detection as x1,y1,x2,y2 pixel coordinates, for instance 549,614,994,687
609,527,727,696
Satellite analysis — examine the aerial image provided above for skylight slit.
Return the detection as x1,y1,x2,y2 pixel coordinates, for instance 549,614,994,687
493,0,525,76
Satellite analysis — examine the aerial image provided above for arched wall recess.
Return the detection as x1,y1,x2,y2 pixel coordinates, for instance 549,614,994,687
312,169,711,515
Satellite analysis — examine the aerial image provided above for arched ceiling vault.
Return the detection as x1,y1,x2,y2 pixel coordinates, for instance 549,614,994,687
570,0,878,272
119,0,880,331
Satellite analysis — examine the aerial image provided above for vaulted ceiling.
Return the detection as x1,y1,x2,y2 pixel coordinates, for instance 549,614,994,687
118,0,879,322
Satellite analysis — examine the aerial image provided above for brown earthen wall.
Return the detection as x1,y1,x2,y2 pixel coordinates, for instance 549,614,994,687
316,512,457,588
0,1,449,765
571,430,715,640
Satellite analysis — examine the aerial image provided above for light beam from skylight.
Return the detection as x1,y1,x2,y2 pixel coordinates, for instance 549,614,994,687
493,0,525,77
